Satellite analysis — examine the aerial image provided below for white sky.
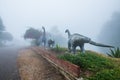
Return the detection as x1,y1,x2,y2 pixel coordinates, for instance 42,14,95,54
0,0,120,49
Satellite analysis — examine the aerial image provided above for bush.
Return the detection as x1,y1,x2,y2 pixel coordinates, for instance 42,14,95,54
31,39,40,46
107,47,120,58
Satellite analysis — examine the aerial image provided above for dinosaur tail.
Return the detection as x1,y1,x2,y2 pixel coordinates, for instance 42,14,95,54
89,40,114,48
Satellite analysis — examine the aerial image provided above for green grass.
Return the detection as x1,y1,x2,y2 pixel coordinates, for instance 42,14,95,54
56,48,120,80
51,44,67,52
58,51,114,72
88,68,120,80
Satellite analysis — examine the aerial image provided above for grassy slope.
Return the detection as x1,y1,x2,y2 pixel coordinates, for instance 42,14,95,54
52,47,120,80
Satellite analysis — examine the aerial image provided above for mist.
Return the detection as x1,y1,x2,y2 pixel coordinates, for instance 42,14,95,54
0,0,120,52
47,26,67,47
98,12,120,53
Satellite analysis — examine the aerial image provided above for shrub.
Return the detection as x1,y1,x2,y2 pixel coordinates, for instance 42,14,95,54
31,39,39,46
107,47,120,58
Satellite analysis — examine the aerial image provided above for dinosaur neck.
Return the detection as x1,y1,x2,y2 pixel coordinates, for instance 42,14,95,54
67,30,71,38
42,27,46,36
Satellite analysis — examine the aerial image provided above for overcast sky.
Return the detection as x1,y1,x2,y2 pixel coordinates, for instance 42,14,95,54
0,0,120,50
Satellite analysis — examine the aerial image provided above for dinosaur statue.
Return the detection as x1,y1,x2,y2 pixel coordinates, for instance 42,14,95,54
41,26,47,47
48,39,55,48
65,29,114,53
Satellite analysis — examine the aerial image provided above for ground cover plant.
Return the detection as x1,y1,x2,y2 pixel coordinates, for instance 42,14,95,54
107,47,120,58
52,47,120,80
51,44,67,53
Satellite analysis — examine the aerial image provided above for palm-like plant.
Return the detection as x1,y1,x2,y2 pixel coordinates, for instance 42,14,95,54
107,47,120,58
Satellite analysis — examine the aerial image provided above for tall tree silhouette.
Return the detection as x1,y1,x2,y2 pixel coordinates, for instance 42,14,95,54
0,17,5,31
24,27,42,46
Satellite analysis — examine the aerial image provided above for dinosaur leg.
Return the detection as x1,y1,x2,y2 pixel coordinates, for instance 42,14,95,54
80,44,85,53
43,41,45,47
68,43,71,52
44,41,46,47
52,43,54,48
45,41,46,47
72,45,76,54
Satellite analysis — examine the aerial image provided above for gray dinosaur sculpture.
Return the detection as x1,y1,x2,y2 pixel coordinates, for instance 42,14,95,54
65,29,114,53
41,26,47,47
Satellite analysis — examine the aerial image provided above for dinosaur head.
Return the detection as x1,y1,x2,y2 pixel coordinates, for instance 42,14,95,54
65,29,71,39
65,29,69,33
42,26,45,30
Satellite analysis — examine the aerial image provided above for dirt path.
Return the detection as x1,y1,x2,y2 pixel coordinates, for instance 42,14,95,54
18,48,66,80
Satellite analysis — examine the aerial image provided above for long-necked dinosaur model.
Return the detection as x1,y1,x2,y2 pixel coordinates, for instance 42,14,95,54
41,26,46,47
65,29,114,53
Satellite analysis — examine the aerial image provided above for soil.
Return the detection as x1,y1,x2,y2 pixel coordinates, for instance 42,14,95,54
18,48,67,80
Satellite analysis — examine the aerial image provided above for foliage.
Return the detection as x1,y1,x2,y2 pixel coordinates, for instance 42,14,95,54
107,47,120,58
0,17,13,47
51,44,67,52
88,68,120,80
58,53,77,63
24,27,42,40
56,47,120,79
58,52,114,72
0,32,13,41
0,32,13,46
31,39,40,46
24,27,42,46
0,17,5,31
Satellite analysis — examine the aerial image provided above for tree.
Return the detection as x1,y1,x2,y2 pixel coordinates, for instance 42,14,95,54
0,32,13,41
0,17,13,46
0,32,13,46
24,27,42,46
0,17,5,32
24,28,42,40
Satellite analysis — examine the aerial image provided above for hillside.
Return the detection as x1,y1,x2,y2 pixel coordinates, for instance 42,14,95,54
55,47,120,80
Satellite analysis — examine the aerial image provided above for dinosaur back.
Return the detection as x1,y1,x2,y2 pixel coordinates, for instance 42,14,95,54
70,33,91,43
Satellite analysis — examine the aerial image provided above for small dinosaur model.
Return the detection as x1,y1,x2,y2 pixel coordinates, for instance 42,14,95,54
65,29,114,53
48,39,55,48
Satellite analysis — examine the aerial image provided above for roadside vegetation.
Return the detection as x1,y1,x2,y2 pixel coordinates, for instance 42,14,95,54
51,44,67,53
0,17,13,47
51,46,120,80
107,47,120,58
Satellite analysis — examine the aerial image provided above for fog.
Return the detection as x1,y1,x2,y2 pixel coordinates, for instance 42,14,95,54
0,0,120,53
99,12,120,53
